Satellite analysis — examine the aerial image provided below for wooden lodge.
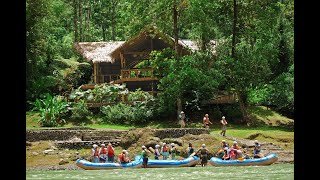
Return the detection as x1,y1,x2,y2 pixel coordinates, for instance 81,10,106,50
74,26,237,105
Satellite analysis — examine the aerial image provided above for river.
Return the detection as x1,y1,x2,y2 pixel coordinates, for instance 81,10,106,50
26,163,293,180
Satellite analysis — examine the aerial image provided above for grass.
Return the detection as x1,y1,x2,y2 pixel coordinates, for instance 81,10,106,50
210,124,294,150
248,106,294,126
26,106,294,151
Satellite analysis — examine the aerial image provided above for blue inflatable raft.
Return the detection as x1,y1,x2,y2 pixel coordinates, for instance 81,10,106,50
76,155,200,170
208,153,278,166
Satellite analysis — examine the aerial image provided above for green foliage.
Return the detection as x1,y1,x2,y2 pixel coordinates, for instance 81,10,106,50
269,64,294,115
30,94,70,127
248,85,272,105
69,83,128,103
70,100,92,120
151,49,221,114
100,102,153,125
128,88,154,102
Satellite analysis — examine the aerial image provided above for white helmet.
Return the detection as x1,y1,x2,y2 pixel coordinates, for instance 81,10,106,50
233,141,237,144
202,144,206,147
222,140,226,142
155,144,160,148
254,140,259,144
122,150,126,153
163,142,166,145
101,144,105,146
142,145,146,149
93,144,98,148
171,143,175,146
222,116,225,119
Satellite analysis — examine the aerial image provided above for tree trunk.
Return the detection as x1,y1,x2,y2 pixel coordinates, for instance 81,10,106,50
231,0,237,58
111,0,116,41
177,98,182,119
79,0,82,42
102,26,106,41
238,92,251,126
173,0,179,56
88,2,91,41
73,0,78,42
173,0,181,118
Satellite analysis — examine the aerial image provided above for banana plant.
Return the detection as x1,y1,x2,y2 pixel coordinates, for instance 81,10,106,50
31,94,70,127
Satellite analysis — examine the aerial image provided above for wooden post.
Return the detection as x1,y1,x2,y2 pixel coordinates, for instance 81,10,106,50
93,63,97,83
120,51,124,69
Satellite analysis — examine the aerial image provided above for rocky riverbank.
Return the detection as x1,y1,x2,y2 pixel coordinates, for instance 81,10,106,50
26,128,293,170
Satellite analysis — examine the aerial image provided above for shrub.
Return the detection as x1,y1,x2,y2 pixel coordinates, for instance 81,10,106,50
70,100,92,120
100,102,153,125
30,94,70,127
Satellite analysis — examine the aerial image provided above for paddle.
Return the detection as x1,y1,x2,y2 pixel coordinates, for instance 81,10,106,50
148,147,155,154
188,152,196,158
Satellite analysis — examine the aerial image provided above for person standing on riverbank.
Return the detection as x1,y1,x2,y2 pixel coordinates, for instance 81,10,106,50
203,114,212,129
91,144,99,163
154,144,161,160
187,143,194,157
107,143,115,163
196,144,210,167
178,111,186,128
161,143,169,160
220,116,228,136
170,143,177,160
98,144,107,163
141,146,149,168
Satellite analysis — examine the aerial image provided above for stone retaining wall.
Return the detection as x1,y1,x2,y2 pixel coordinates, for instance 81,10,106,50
26,129,127,142
154,128,210,139
54,140,121,149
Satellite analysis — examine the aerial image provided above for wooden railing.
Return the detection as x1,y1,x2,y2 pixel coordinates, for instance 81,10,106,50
94,74,121,83
121,68,154,79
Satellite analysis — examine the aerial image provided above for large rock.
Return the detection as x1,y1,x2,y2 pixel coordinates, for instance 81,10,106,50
43,149,54,155
59,159,69,165
162,138,183,146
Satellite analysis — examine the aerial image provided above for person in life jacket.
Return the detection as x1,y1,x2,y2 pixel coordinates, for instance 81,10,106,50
222,147,230,160
203,114,213,129
141,145,149,168
253,140,263,158
170,143,177,160
154,144,161,160
98,144,107,163
187,143,194,157
196,144,210,167
161,143,169,160
107,143,115,163
91,144,99,163
230,141,242,159
118,150,130,163
216,140,229,158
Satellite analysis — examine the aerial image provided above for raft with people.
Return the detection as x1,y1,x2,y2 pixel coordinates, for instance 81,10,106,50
76,155,200,170
208,153,278,166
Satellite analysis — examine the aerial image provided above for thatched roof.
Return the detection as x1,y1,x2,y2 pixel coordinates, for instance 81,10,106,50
74,41,125,63
74,26,216,63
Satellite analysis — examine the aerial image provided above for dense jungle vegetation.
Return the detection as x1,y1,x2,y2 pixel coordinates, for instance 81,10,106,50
26,0,294,127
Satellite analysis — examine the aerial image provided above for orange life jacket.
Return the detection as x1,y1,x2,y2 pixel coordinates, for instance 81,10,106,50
118,153,125,162
204,117,209,124
100,147,106,154
163,146,168,152
108,147,114,156
94,148,99,156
